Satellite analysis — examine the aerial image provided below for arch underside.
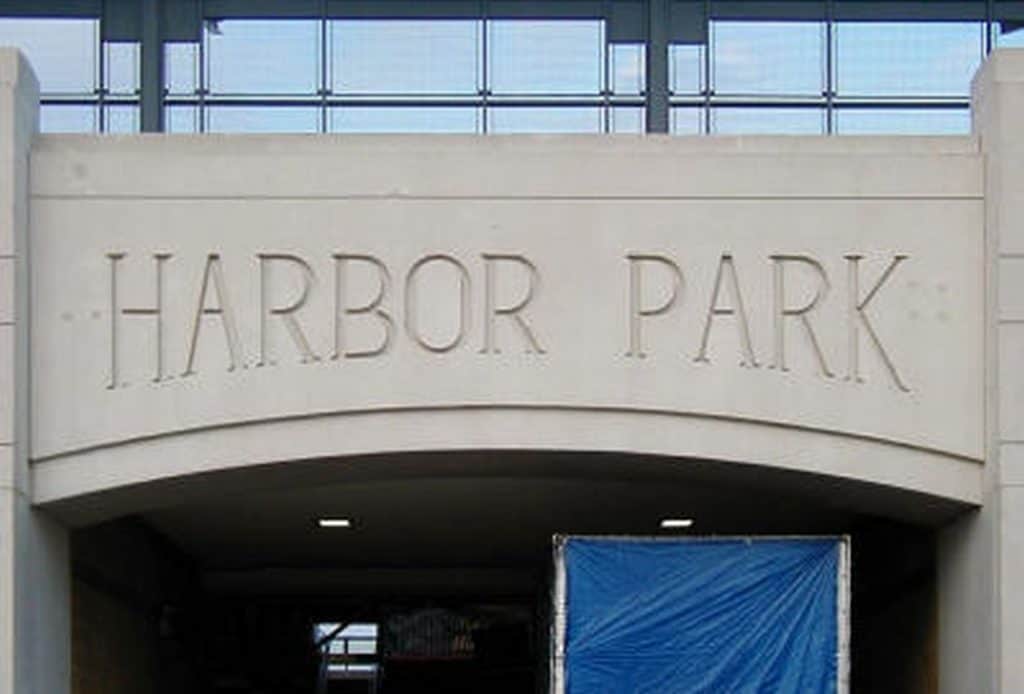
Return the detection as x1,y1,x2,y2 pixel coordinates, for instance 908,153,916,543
32,406,981,526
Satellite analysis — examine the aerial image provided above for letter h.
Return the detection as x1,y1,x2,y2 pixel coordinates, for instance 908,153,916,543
108,252,171,389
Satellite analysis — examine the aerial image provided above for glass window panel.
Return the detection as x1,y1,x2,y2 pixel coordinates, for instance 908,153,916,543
995,24,1024,48
104,105,139,133
207,106,320,133
610,107,645,133
488,107,602,133
166,43,199,94
41,105,97,133
331,21,479,95
835,22,983,97
669,44,704,95
340,624,378,638
165,106,199,133
611,44,645,95
488,21,603,95
104,43,139,95
713,22,824,96
0,19,97,93
835,108,970,135
206,20,319,95
347,640,376,655
712,107,825,134
329,663,378,675
671,106,704,134
330,107,479,133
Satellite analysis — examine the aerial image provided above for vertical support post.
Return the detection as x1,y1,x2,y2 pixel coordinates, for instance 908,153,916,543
824,0,834,134
646,0,670,133
979,47,1024,693
140,0,164,132
940,47,1024,694
937,511,995,694
0,48,71,694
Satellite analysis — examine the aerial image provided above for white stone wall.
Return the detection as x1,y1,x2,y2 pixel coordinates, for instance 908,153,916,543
0,48,69,694
27,135,985,506
968,48,1024,694
7,44,1024,694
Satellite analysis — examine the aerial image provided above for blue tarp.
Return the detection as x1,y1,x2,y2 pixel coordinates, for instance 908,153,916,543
561,537,843,694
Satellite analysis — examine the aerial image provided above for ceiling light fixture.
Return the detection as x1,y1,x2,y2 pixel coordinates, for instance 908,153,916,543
660,518,695,529
317,518,352,529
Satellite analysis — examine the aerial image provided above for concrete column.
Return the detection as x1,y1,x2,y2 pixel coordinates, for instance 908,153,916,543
945,47,1024,694
0,49,70,694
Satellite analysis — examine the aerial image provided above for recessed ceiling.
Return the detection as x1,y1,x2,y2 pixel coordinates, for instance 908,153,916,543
138,449,903,592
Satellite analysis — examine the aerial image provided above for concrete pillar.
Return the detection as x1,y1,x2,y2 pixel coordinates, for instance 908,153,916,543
0,48,70,694
942,47,1024,694
937,508,996,693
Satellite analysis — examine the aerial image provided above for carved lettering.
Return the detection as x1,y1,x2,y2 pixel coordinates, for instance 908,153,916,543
845,254,911,392
107,252,171,388
771,255,833,377
695,254,758,367
183,254,243,376
480,254,544,354
332,254,394,359
626,254,683,358
96,248,919,395
405,254,471,354
257,253,319,366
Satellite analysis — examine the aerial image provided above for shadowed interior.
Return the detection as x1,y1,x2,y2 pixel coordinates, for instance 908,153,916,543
68,451,946,693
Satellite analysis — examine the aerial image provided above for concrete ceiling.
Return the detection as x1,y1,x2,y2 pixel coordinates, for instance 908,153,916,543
133,450,954,595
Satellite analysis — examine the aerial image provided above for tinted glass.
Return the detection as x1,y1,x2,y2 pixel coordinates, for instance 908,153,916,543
332,20,480,95
611,44,645,95
611,107,645,133
207,20,320,95
41,105,96,132
671,107,704,134
712,107,825,134
207,106,320,133
713,22,825,96
330,107,479,133
489,21,603,95
669,44,704,95
488,107,602,133
165,43,199,94
0,18,97,93
165,105,199,133
105,42,139,95
835,22,983,96
104,105,139,133
836,108,970,135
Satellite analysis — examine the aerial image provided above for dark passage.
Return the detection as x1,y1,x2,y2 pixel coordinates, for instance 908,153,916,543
68,454,945,694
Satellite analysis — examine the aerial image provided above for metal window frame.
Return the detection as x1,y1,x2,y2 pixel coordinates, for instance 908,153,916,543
1,0,1020,133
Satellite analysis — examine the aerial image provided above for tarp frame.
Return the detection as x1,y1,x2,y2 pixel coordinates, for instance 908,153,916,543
550,534,851,694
